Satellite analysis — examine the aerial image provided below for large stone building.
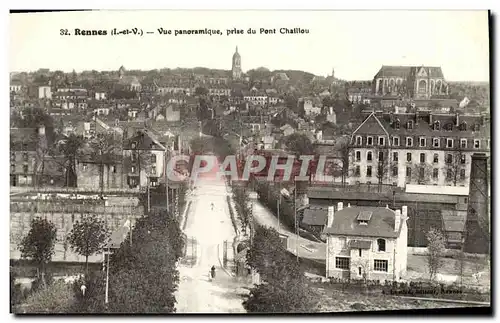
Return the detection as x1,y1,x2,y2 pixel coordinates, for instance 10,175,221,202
324,203,408,282
373,66,449,99
348,109,489,189
231,46,243,80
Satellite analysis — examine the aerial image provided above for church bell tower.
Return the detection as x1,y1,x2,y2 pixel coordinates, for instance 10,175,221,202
232,46,242,80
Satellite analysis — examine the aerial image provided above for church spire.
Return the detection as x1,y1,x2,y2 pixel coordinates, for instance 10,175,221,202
236,46,238,53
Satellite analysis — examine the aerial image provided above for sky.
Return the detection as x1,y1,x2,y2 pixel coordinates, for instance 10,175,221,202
9,10,490,82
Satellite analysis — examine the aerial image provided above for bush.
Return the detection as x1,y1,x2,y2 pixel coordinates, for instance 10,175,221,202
22,281,75,313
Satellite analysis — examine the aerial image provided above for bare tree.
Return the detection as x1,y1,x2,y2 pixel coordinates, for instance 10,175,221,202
411,162,435,185
425,227,446,282
442,144,468,186
374,147,396,192
338,139,351,187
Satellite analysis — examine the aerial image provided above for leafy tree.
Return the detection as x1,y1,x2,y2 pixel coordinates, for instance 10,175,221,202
52,133,85,187
19,217,57,284
88,133,122,196
246,226,302,284
67,214,110,274
244,225,314,313
233,186,251,234
194,86,209,96
284,133,315,157
425,227,446,282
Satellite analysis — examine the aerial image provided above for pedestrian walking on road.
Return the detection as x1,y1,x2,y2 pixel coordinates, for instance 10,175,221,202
211,265,216,279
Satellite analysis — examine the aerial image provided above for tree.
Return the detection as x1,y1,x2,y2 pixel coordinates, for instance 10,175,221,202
108,212,182,313
52,133,85,187
244,225,314,313
425,228,446,282
411,162,435,185
442,146,467,186
67,214,110,274
284,133,314,157
19,217,57,285
89,133,122,196
194,86,209,96
233,187,252,234
338,139,351,187
374,147,394,192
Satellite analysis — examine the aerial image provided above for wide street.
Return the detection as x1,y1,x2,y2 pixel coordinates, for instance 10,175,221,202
175,176,246,313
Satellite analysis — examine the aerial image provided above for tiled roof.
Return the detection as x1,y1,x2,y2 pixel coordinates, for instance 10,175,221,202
302,208,327,226
374,66,444,79
323,206,401,238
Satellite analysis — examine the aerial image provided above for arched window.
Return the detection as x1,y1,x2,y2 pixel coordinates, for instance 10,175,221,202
394,119,401,129
367,151,373,161
434,121,441,130
377,239,386,252
407,120,414,130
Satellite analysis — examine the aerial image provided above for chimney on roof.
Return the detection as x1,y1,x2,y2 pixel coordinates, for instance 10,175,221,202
347,203,351,208
429,113,433,125
38,125,45,136
402,205,408,218
394,209,401,232
337,202,343,211
455,112,460,127
327,206,334,227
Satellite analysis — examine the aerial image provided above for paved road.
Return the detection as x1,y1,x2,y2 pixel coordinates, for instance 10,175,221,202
175,177,246,313
251,200,326,261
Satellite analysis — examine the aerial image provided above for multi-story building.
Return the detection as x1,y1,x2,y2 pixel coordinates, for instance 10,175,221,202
349,109,489,189
10,126,46,187
324,202,408,282
122,129,168,189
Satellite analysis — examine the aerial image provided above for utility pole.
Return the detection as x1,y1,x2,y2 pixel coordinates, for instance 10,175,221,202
294,180,299,263
105,247,110,305
277,181,281,233
147,177,151,212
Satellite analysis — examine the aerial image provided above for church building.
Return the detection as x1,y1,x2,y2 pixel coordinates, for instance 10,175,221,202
232,46,243,80
373,66,449,99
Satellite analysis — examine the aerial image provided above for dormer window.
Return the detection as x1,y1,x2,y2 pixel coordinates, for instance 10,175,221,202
434,121,441,131
407,120,414,130
460,122,467,131
131,142,137,149
357,211,372,226
395,119,400,129
473,124,480,132
445,123,453,131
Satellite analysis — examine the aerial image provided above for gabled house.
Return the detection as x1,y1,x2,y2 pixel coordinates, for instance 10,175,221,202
122,129,168,189
324,203,409,282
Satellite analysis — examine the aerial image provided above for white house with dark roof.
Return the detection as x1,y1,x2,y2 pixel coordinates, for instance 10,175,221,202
324,203,408,282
